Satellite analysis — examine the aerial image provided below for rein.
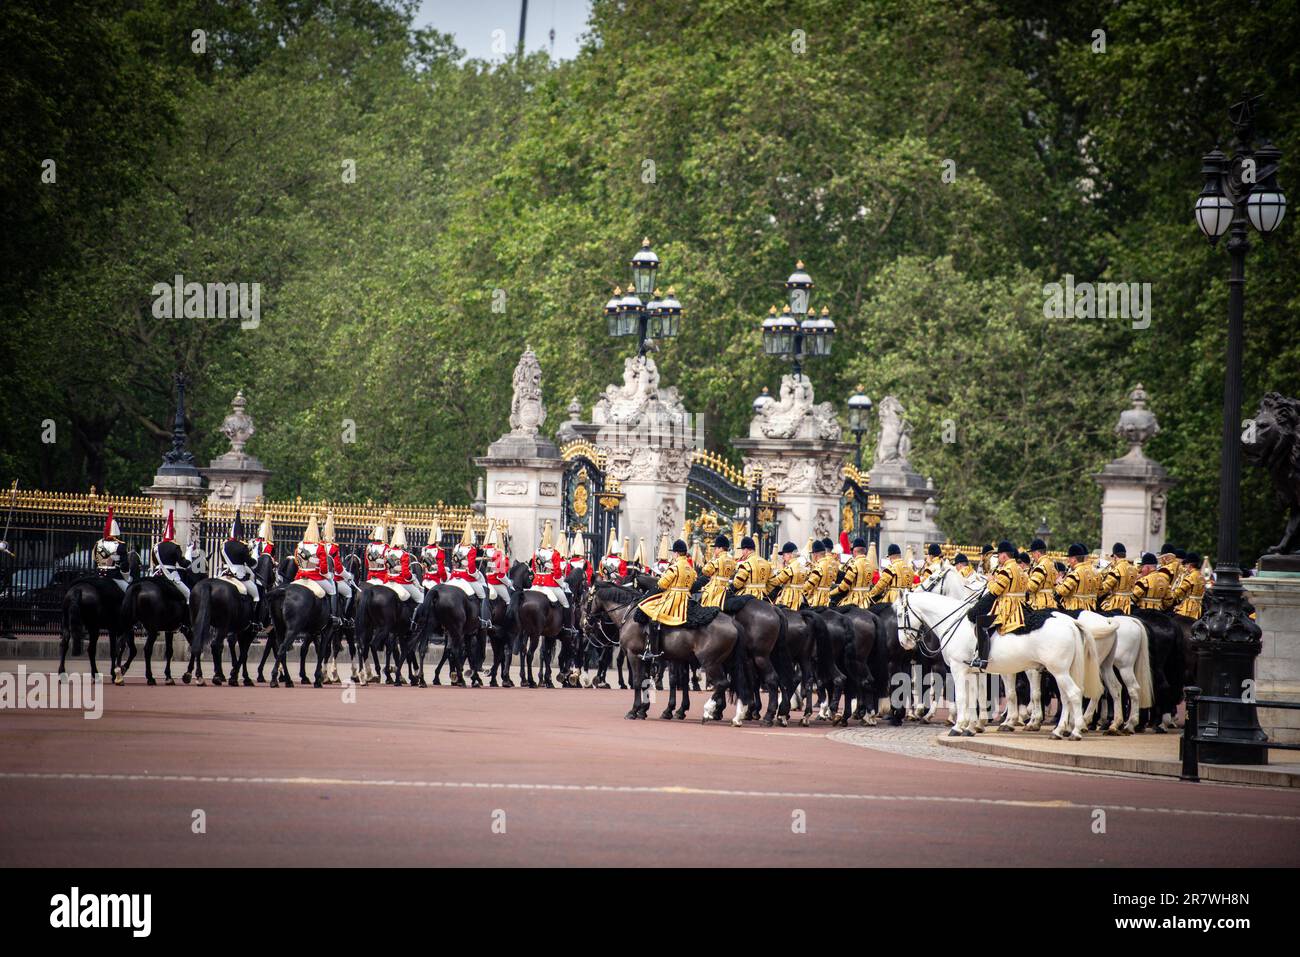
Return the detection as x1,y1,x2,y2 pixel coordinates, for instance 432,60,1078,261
900,590,981,659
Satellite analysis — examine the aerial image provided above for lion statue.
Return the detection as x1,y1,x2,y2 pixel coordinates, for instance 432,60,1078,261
1243,392,1300,555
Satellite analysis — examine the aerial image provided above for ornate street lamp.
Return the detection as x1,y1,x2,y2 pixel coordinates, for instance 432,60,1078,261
603,238,683,356
1190,95,1286,765
848,385,873,468
760,261,835,379
159,372,199,476
1034,518,1052,550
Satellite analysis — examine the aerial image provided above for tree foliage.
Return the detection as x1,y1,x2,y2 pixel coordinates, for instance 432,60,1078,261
2,0,1297,560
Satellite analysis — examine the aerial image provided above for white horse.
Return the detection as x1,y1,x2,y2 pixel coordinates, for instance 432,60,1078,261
893,590,1108,740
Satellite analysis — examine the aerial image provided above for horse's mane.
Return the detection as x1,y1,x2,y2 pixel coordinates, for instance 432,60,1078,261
594,580,641,605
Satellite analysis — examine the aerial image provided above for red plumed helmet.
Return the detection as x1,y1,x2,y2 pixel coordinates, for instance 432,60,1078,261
162,509,175,542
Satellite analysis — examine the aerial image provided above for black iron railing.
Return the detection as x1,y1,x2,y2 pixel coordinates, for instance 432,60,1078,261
1179,685,1300,782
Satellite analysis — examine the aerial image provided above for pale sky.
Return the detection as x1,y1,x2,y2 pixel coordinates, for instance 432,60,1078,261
415,0,593,62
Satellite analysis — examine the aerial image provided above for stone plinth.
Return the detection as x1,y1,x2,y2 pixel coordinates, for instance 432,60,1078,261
868,463,944,557
1245,571,1300,745
733,437,853,548
141,471,209,545
1094,448,1175,556
474,432,563,558
599,439,692,552
201,451,270,505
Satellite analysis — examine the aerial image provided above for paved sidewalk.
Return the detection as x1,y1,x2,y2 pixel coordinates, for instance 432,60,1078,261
935,724,1300,788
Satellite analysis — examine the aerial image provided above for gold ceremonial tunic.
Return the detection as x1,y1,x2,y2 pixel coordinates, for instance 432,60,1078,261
769,560,809,609
731,555,772,599
803,555,838,607
699,550,736,608
636,556,697,626
1133,568,1173,610
1099,558,1138,614
918,557,943,583
868,558,915,604
1173,568,1206,620
1026,557,1058,610
833,555,876,607
1054,561,1101,611
987,563,1029,634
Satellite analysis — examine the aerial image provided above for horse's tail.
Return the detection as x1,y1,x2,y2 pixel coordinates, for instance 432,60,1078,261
354,587,370,651
1071,619,1103,701
726,619,751,706
804,611,835,685
770,609,795,689
191,589,211,658
66,588,84,657
1132,618,1155,709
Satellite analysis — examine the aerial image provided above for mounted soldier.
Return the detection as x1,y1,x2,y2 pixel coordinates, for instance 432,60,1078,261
364,522,389,584
449,523,490,629
699,534,735,608
293,513,338,624
1133,551,1174,611
1025,539,1056,610
599,529,627,581
831,537,874,607
635,538,696,660
528,520,567,608
152,508,191,601
1173,552,1206,620
322,511,351,622
918,542,945,583
484,524,513,603
802,538,837,608
768,541,808,610
250,514,275,567
953,552,973,578
867,543,914,604
1053,542,1101,613
1098,542,1137,614
730,535,771,599
94,506,130,594
965,540,1028,670
565,531,593,592
217,509,259,605
420,520,448,587
652,535,672,577
385,521,424,604
978,543,996,576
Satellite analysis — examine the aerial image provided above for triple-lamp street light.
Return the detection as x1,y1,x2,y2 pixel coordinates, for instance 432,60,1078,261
604,238,683,356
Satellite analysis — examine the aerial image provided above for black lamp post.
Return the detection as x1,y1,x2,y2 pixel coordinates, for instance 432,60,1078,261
159,372,199,476
760,261,834,379
603,238,683,357
1035,518,1052,551
1190,95,1286,765
848,385,873,468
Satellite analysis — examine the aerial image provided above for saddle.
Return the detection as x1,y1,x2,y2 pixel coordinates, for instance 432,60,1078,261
383,581,413,601
633,603,722,629
291,579,327,599
219,575,250,596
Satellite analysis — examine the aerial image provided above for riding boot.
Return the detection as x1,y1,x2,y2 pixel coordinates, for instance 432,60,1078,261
643,621,662,662
970,618,990,670
329,593,341,627
473,596,491,631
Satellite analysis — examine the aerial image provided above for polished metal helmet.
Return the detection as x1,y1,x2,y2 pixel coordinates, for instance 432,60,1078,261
366,541,386,564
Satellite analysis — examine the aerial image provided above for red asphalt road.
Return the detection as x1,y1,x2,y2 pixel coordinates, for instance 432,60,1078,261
2,677,1298,867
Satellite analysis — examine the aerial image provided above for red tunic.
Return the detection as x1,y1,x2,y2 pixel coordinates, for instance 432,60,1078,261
484,548,507,585
327,543,344,580
451,546,477,582
366,541,388,582
295,542,329,581
567,557,593,586
531,550,562,587
387,548,415,585
422,547,447,584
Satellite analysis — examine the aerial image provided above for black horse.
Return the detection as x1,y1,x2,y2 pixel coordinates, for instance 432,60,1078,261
59,552,142,682
265,555,336,689
185,546,273,685
117,569,202,685
486,561,529,686
354,563,424,686
515,564,584,688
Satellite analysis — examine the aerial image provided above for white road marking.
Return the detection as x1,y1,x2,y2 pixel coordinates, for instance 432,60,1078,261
1,770,1297,823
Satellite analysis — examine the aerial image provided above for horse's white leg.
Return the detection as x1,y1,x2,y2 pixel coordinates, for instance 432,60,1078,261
730,687,746,727
1118,662,1141,734
999,674,1019,730
1053,672,1085,740
1025,670,1043,730
947,666,967,736
1099,663,1124,734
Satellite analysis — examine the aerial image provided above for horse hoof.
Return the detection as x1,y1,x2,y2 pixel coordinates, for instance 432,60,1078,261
146,678,157,687
1069,732,1084,741
675,710,687,720
800,716,811,727
489,678,499,688
948,728,962,737
195,678,205,686
660,709,674,720
762,718,774,728
502,679,514,688
1104,727,1118,736
998,724,1015,732
625,710,638,720
164,677,175,686
961,729,975,737
618,683,627,690
243,678,254,687
1154,725,1167,734
314,680,323,689
182,674,191,684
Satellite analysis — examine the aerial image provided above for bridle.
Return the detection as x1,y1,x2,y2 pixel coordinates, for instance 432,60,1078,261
583,585,636,648
897,589,981,659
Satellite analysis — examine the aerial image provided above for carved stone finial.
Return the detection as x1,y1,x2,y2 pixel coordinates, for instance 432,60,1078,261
508,348,546,436
747,374,842,441
567,396,582,421
1115,383,1160,452
218,390,255,456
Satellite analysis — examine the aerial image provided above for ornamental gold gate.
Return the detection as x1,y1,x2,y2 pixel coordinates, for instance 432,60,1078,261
559,441,620,552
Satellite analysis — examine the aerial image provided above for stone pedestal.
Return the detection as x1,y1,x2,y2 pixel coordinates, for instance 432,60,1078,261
600,442,692,550
1094,384,1175,555
141,471,209,545
201,390,271,505
1245,571,1300,745
474,434,564,557
869,464,945,557
733,438,852,548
